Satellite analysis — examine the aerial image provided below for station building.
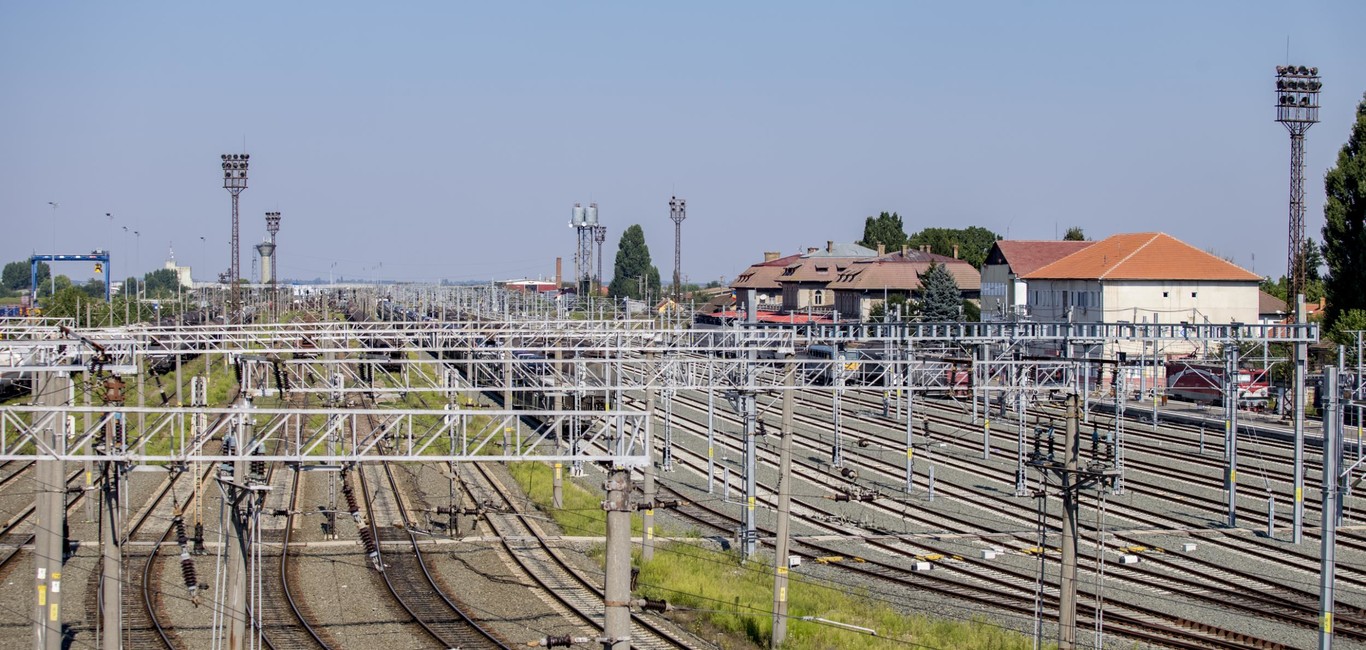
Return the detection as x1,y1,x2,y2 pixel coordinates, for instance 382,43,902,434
826,247,980,321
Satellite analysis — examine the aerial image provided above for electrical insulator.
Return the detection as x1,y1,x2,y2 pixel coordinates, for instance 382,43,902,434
857,438,871,447
358,527,381,570
342,476,361,522
174,516,188,547
192,522,206,555
840,467,858,480
833,492,851,502
181,551,199,606
637,598,672,613
113,418,125,449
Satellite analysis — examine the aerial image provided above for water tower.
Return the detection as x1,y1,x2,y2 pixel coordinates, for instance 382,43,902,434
255,240,276,286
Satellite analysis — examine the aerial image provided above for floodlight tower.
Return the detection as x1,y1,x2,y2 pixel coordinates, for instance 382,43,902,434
593,223,607,291
669,196,686,298
1275,65,1321,304
221,153,249,322
265,212,281,284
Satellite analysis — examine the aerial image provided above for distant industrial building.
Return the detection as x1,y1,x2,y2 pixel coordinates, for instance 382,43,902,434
163,251,194,289
502,279,559,294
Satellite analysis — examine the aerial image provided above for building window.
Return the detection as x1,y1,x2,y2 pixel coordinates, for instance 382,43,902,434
815,290,824,305
1191,291,1198,298
1162,291,1168,298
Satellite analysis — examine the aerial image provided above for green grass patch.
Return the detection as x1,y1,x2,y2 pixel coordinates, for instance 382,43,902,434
504,438,1046,650
635,544,1047,649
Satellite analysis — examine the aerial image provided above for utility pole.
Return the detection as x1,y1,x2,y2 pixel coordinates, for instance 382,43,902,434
602,465,632,650
1319,366,1339,650
100,378,126,650
1058,395,1080,650
32,367,69,650
771,364,795,648
223,398,252,650
1027,393,1119,650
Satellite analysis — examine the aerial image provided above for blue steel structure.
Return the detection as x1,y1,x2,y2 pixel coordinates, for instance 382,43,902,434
30,252,112,305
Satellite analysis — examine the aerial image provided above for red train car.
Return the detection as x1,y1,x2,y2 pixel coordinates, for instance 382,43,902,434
1165,360,1270,407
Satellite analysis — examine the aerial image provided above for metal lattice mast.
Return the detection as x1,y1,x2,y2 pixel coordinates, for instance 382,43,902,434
669,196,686,298
593,225,606,290
221,154,249,323
1275,65,1321,303
265,212,281,284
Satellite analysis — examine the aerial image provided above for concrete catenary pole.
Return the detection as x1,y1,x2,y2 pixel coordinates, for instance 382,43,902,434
553,347,564,509
771,364,796,648
100,379,126,650
225,399,252,650
642,356,657,563
602,466,632,650
32,368,68,650
1294,295,1307,543
1058,393,1080,650
743,290,758,558
1225,343,1240,527
1319,366,1339,650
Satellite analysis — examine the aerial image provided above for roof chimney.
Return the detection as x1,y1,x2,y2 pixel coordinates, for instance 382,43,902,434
921,244,929,253
555,256,562,288
763,251,781,262
901,245,908,256
876,243,886,256
807,247,818,255
952,244,959,259
826,240,834,253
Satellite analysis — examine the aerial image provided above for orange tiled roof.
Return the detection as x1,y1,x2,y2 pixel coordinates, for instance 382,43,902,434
1020,233,1260,282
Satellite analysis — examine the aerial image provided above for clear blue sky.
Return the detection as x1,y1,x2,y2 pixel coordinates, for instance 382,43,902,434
2,2,1364,285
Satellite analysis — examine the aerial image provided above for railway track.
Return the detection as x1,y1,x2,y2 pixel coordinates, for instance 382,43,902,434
254,459,333,649
463,459,691,650
357,410,508,649
639,408,1294,650
661,387,1366,643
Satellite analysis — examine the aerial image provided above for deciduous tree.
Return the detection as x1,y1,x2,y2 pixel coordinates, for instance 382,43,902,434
1322,92,1366,329
906,226,1000,269
857,212,908,252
